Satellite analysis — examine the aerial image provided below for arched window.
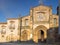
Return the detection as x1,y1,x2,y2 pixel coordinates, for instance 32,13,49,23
9,21,15,29
1,28,6,34
1,29,6,34
25,19,29,26
1,25,6,34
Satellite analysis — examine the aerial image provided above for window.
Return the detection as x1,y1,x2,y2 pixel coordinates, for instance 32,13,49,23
37,13,44,21
1,28,6,34
2,35,4,37
9,21,15,29
11,30,13,32
25,19,29,26
9,23,15,29
1,25,6,34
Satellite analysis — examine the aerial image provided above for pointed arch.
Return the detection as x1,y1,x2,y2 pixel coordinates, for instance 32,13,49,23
33,25,48,43
21,30,31,41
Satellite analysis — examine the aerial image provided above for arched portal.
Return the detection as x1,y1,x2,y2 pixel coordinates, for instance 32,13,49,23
6,35,13,42
33,25,48,43
6,34,16,42
22,30,27,41
21,30,31,41
38,30,44,42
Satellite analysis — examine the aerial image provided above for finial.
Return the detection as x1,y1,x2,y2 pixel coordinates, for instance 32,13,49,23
39,0,43,5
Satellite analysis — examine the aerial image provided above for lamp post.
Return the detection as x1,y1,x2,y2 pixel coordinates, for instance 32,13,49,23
19,14,22,42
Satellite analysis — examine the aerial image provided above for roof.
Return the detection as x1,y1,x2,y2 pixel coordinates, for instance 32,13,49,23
7,18,19,20
30,5,52,10
21,15,30,18
0,22,7,24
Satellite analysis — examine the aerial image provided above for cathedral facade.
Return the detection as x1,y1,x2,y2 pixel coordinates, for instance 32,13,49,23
0,5,59,43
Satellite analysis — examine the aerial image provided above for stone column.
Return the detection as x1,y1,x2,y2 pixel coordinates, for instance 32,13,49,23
33,34,38,43
44,31,47,39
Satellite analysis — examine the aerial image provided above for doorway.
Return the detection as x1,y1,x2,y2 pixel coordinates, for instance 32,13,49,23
38,30,44,42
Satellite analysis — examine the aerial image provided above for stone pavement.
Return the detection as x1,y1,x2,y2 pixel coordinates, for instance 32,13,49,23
0,43,55,45
0,41,59,45
0,42,59,45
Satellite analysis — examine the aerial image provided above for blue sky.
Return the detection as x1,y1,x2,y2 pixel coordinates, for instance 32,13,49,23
0,0,58,22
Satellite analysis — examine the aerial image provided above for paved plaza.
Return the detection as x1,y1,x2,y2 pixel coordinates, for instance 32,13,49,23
0,43,54,45
0,41,59,45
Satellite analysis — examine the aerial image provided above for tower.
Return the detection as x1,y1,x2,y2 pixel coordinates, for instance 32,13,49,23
57,6,59,15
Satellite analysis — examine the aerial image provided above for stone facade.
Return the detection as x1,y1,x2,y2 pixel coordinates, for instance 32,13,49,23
0,5,59,43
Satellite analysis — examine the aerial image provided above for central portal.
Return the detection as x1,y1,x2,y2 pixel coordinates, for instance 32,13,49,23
33,25,47,43
38,30,44,42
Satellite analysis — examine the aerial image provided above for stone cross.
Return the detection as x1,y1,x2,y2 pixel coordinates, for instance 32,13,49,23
39,0,43,5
